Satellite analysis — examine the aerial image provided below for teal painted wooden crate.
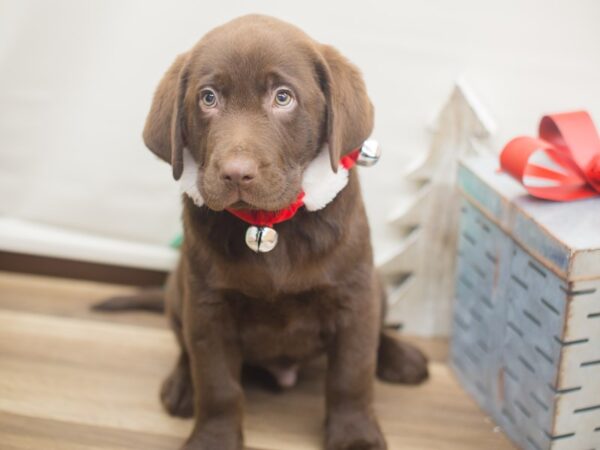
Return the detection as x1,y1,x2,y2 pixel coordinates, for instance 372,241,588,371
452,156,600,450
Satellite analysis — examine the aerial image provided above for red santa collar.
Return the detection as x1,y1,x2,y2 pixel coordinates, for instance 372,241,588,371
180,140,380,252
226,191,307,228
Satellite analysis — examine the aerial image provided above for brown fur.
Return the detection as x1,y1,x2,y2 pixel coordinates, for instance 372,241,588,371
140,15,427,450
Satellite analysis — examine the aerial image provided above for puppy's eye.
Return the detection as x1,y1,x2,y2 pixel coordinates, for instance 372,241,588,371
273,89,294,108
200,89,218,108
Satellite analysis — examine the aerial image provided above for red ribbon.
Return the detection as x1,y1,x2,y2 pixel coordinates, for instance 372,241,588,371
227,148,360,227
499,111,600,201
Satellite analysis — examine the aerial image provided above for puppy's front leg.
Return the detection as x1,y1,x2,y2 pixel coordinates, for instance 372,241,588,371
325,282,387,450
181,288,243,450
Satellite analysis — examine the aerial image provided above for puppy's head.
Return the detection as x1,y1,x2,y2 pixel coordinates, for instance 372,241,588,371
143,15,373,211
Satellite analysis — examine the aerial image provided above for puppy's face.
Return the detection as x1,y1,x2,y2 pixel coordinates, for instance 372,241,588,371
144,15,374,212
184,23,326,211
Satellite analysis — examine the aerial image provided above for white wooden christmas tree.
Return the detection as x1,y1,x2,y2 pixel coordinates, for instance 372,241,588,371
378,79,496,336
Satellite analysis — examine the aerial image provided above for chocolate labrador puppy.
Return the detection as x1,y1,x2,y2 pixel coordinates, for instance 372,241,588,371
104,14,428,450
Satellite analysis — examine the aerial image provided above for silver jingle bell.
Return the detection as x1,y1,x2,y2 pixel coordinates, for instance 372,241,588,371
357,139,381,167
245,226,278,253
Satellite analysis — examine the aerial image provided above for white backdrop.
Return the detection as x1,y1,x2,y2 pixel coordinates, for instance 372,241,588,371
1,0,599,265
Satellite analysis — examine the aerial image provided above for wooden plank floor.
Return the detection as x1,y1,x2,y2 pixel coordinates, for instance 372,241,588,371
0,272,516,450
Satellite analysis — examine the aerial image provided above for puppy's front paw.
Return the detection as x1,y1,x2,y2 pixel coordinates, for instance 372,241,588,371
326,411,387,450
181,423,242,450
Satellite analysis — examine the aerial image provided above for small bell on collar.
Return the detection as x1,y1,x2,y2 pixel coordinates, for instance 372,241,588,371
245,226,278,253
356,139,381,167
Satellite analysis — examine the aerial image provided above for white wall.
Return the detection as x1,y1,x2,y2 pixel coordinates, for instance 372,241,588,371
1,0,599,263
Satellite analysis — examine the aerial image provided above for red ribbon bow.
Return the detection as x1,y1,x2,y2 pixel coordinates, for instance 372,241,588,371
499,111,600,201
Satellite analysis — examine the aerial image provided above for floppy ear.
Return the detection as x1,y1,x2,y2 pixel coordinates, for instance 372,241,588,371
142,52,190,180
317,44,374,172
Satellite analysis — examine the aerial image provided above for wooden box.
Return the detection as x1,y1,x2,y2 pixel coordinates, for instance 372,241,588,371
451,156,600,450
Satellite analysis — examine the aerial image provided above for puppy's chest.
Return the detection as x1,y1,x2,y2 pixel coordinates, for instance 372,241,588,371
229,292,338,365
210,255,336,297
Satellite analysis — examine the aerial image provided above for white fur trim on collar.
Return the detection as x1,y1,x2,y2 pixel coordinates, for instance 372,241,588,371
180,148,204,207
302,145,349,211
180,145,349,211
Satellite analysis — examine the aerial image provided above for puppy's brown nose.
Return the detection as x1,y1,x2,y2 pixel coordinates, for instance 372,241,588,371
220,157,258,185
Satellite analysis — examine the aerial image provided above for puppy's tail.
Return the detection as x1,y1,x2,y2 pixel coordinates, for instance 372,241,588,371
92,287,165,313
